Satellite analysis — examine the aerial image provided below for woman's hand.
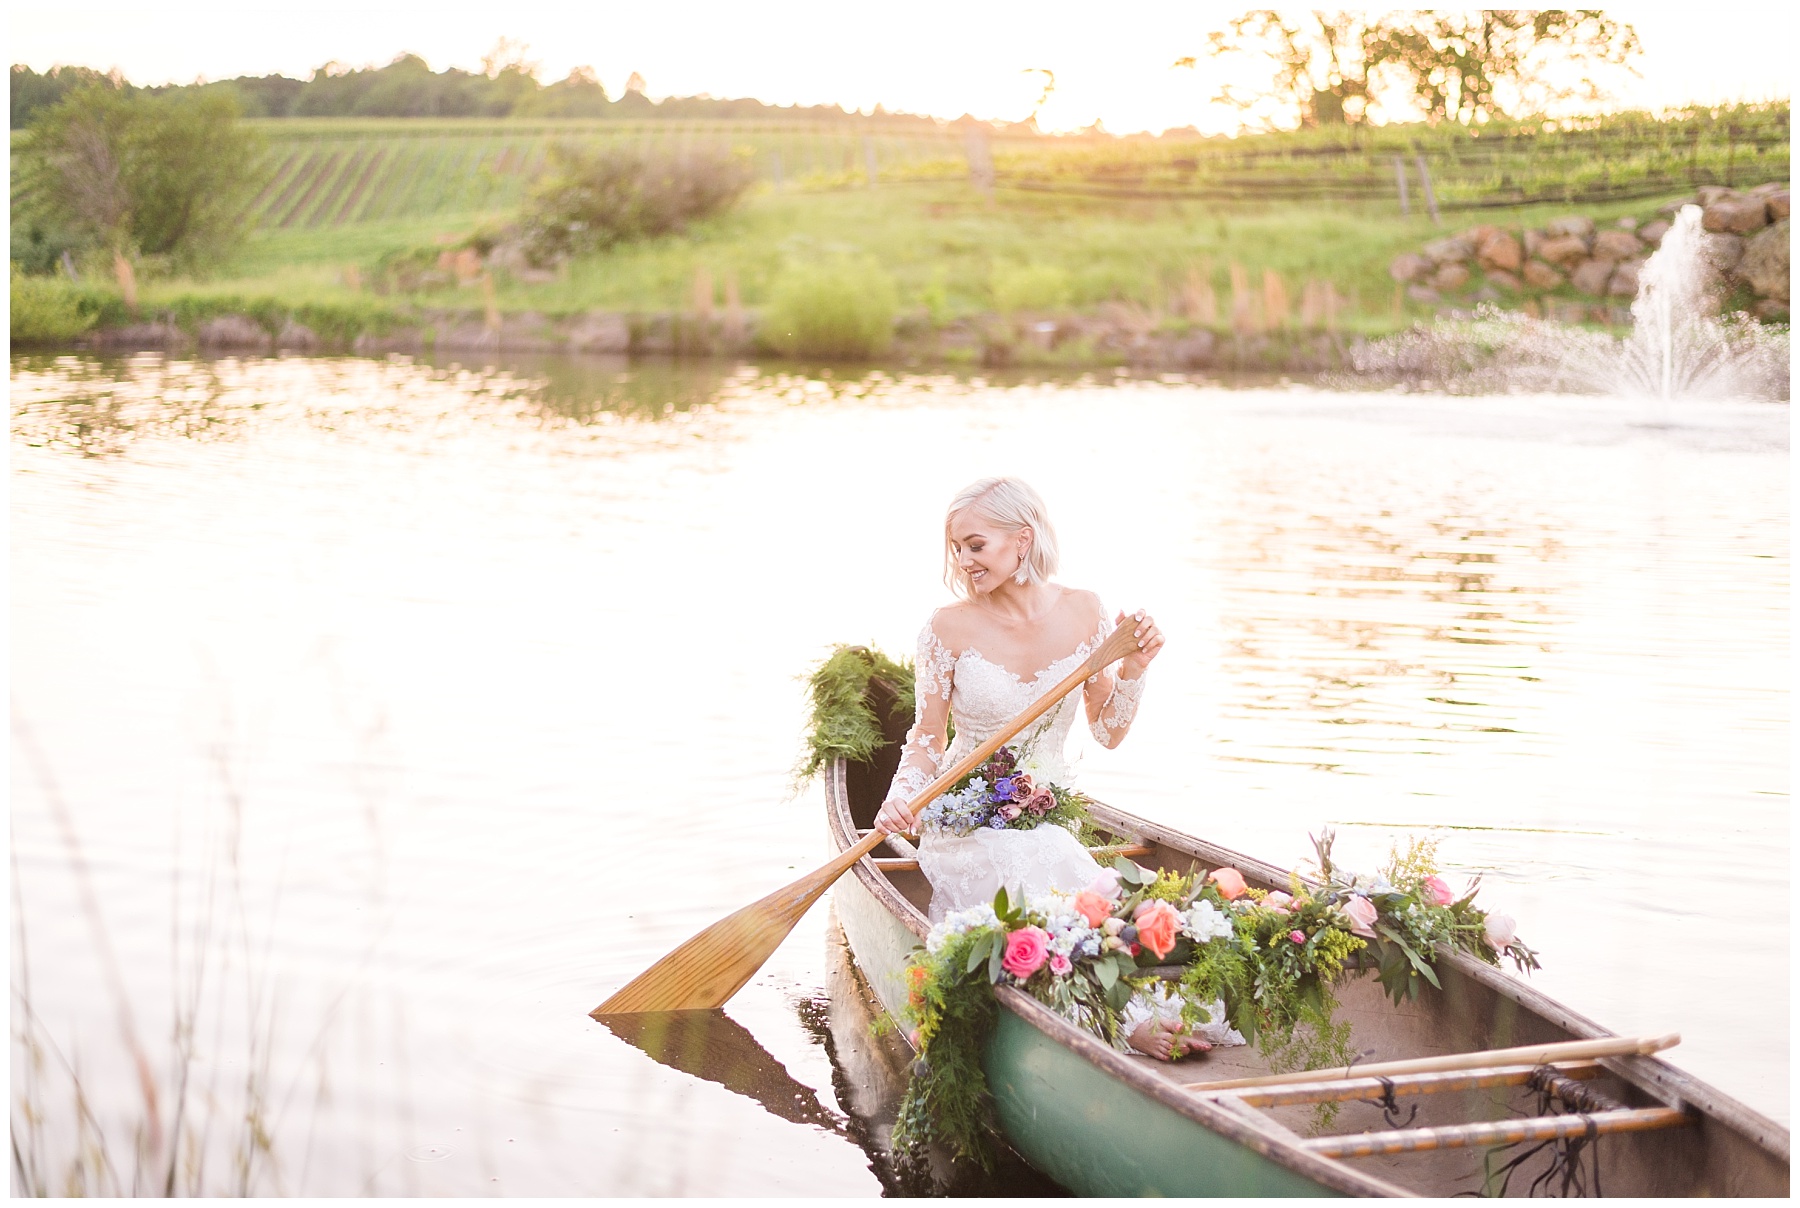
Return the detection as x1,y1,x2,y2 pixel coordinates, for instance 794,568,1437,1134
1116,609,1165,676
1128,1019,1212,1061
874,796,915,836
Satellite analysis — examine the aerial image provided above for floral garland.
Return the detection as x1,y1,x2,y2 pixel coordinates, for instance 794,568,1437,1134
916,743,1094,838
890,830,1539,1167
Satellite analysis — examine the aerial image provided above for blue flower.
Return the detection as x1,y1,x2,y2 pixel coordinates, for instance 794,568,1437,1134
987,815,1008,830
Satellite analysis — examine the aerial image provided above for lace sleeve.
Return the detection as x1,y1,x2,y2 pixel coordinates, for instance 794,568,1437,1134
1084,606,1147,748
883,615,955,812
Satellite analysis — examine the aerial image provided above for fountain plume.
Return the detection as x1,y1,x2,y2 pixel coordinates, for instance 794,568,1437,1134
1349,206,1788,404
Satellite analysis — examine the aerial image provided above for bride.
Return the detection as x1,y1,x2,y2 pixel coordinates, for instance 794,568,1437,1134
873,476,1241,1061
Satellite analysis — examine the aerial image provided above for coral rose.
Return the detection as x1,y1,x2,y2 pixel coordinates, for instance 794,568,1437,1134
1207,867,1248,900
1483,912,1517,951
1262,890,1294,912
1073,890,1115,928
1341,895,1379,938
1422,875,1455,907
1001,926,1050,978
1133,899,1182,960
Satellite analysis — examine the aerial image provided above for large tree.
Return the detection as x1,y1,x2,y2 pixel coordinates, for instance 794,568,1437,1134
18,84,265,271
1181,9,1641,129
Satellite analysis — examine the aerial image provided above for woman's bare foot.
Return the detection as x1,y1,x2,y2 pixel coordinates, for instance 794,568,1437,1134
1127,1019,1213,1061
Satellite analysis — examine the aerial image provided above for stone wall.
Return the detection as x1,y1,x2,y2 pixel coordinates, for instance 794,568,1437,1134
1389,181,1789,323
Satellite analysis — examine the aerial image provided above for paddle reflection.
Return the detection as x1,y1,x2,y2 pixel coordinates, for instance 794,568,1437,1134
595,1009,846,1134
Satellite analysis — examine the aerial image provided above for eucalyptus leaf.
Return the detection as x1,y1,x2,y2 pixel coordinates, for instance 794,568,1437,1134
965,935,993,974
987,944,1004,984
1095,958,1119,991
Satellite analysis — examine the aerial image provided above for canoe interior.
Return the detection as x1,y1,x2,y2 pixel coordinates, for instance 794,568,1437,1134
831,708,1789,1198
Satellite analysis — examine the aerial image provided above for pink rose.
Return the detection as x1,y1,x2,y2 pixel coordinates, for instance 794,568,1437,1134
997,801,1022,822
1025,788,1056,816
1483,912,1517,951
1001,926,1050,978
1086,869,1122,899
1073,891,1115,929
1289,929,1306,945
1422,876,1454,907
1207,867,1248,900
1132,899,1183,960
1048,952,1072,976
1008,773,1035,802
1341,895,1379,938
1263,890,1294,913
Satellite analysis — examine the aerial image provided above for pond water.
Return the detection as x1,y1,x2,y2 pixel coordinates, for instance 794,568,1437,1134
10,352,1788,1195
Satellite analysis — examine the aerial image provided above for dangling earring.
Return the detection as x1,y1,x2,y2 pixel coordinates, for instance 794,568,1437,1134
1014,549,1030,585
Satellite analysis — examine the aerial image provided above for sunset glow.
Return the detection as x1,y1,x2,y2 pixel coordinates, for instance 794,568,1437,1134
10,2,1793,135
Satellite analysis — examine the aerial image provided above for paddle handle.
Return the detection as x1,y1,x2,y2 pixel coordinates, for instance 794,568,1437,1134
852,617,1146,861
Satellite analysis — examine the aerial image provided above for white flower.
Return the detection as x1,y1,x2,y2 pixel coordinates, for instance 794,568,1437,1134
1183,899,1235,943
925,903,1000,952
1483,911,1517,951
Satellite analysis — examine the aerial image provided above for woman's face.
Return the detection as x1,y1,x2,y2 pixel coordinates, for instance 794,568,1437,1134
950,510,1026,594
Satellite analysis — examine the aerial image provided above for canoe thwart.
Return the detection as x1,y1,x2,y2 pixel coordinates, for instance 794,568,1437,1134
1218,1060,1604,1108
1305,1106,1693,1159
1185,1033,1681,1092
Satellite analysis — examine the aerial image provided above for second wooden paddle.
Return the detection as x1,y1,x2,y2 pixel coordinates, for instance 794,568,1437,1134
593,616,1148,1015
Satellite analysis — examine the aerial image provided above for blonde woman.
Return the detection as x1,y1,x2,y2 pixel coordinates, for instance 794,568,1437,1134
874,476,1238,1060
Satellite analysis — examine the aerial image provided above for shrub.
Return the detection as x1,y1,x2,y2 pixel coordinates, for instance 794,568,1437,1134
991,262,1073,313
10,268,97,344
520,145,753,264
761,256,899,358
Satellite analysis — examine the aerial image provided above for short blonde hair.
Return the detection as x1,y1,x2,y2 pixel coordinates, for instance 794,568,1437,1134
943,476,1061,599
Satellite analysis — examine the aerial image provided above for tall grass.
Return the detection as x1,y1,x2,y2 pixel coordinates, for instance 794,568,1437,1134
9,718,339,1196
761,256,899,358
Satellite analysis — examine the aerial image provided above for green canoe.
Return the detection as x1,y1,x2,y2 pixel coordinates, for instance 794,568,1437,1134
826,720,1789,1197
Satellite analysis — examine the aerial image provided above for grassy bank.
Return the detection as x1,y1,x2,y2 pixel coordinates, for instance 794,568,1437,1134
36,184,1713,343
15,104,1787,360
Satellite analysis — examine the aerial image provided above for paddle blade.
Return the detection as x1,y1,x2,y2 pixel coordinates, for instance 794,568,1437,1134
592,846,863,1015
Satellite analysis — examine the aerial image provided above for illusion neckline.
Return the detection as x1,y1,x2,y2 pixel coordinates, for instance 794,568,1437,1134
957,638,1096,688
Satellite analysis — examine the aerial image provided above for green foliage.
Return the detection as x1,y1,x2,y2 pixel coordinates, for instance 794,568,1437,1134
17,84,266,272
892,927,1003,1169
797,645,915,781
990,262,1072,313
761,256,898,358
9,268,97,343
519,144,753,263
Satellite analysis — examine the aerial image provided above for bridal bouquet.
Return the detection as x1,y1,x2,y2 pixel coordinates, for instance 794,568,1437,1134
914,744,1093,837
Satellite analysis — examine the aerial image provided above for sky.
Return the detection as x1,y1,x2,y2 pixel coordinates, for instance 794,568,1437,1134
9,2,1794,135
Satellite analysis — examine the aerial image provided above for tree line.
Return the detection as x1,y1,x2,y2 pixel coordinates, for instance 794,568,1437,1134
11,56,948,129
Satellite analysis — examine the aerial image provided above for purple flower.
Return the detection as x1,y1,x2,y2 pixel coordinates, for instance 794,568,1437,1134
993,777,1015,800
987,815,1008,830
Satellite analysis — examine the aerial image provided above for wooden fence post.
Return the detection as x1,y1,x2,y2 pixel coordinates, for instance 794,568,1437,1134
1414,153,1440,225
1393,156,1410,217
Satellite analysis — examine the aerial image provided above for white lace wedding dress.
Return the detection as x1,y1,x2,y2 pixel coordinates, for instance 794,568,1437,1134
884,605,1245,1052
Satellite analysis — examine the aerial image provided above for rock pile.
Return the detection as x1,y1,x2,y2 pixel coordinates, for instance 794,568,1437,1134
1389,181,1789,322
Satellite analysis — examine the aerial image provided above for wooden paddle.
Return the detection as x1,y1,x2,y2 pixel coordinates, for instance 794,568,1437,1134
592,616,1148,1015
